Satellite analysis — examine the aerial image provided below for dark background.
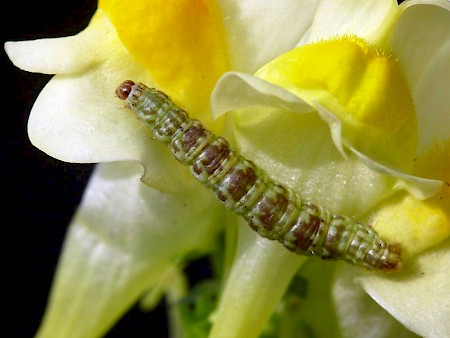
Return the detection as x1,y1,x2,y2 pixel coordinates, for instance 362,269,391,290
1,1,168,337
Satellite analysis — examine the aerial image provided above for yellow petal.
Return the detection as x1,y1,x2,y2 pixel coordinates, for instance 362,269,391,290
256,35,418,172
99,0,229,118
372,187,450,256
211,72,397,216
372,139,450,255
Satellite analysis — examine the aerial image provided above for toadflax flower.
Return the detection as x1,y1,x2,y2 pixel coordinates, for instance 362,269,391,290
5,0,450,337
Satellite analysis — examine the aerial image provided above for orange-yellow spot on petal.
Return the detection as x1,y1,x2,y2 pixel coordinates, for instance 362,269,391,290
373,185,450,257
100,0,228,120
256,35,418,172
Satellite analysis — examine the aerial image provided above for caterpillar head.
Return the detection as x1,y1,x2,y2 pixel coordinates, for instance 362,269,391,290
116,80,135,100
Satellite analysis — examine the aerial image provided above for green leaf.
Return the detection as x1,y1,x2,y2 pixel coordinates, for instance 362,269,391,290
175,279,220,338
269,259,342,338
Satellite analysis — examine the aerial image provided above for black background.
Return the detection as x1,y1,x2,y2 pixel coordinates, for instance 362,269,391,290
1,1,168,337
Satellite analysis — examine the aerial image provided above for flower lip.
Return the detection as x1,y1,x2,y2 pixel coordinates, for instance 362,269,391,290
255,35,419,173
116,80,136,100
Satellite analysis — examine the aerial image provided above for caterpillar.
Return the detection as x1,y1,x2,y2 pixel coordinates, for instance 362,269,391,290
116,80,401,271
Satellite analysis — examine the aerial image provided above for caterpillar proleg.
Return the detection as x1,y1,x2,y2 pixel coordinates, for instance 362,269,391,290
116,80,401,271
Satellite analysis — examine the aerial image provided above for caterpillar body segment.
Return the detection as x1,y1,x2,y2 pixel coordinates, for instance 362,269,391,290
116,80,401,271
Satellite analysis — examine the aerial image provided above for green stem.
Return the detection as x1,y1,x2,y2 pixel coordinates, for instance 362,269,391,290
165,267,189,338
209,221,306,338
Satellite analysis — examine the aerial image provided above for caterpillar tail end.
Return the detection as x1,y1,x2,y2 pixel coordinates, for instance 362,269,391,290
116,80,135,100
379,243,402,272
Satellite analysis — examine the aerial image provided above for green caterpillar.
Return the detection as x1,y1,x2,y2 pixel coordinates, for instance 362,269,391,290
116,80,401,271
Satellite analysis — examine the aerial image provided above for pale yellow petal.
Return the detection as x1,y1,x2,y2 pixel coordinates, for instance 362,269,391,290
391,0,450,87
217,0,321,72
27,74,195,193
359,239,450,337
21,11,195,193
333,264,420,337
4,12,108,74
37,162,221,338
255,36,419,173
349,148,442,200
212,72,400,216
211,72,314,120
390,1,450,151
308,0,400,45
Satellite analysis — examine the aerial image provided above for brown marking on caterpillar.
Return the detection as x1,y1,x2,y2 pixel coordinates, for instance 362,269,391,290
116,80,402,271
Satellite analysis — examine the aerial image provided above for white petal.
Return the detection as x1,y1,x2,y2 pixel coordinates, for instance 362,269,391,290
349,148,442,200
314,102,443,199
333,264,420,338
391,0,450,87
211,72,399,216
213,73,442,199
14,10,193,193
359,239,450,337
413,43,450,151
211,72,314,118
27,73,194,193
36,162,221,338
390,1,450,150
218,0,321,72
308,0,399,45
4,11,113,75
212,73,349,156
